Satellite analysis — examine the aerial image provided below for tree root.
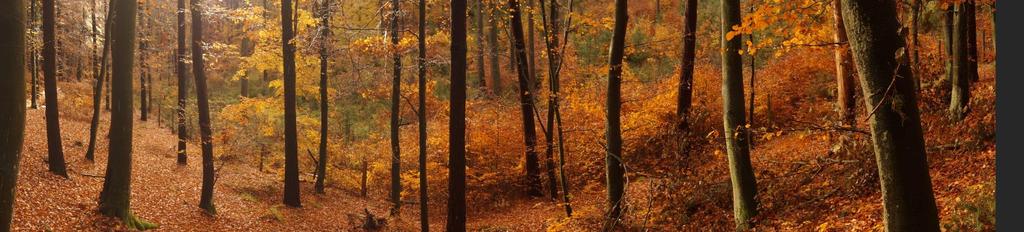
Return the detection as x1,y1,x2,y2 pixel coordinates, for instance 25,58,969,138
122,212,159,231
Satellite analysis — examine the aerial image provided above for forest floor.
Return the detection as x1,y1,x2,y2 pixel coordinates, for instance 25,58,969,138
12,62,996,231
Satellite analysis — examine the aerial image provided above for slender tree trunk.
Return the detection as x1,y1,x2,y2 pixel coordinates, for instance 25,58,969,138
315,0,331,195
388,0,403,214
176,0,189,165
747,2,756,147
0,1,28,229
840,0,940,230
950,2,973,121
944,7,953,83
488,4,502,96
42,0,68,177
447,0,468,230
99,0,155,228
527,0,539,93
678,0,697,129
416,0,429,229
475,0,487,89
605,0,628,224
139,2,148,122
538,0,558,201
833,0,856,126
965,0,978,82
282,0,302,208
989,2,995,68
87,2,114,162
722,0,758,229
539,0,574,215
29,0,38,110
910,0,921,89
190,0,217,214
507,0,544,198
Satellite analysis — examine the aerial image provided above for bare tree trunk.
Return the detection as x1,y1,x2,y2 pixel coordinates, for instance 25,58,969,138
605,0,628,224
950,2,974,121
176,0,189,165
29,0,38,110
191,0,217,214
678,0,697,129
475,0,487,90
282,0,302,208
42,0,68,177
87,1,114,162
832,0,856,126
416,0,429,229
507,0,544,198
722,0,757,229
139,1,148,122
840,0,940,230
447,0,468,230
488,4,502,96
315,0,331,195
539,0,574,216
388,0,403,214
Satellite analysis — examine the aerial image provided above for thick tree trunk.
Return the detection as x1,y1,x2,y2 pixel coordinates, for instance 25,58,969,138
678,0,697,129
176,0,189,165
388,0,403,214
507,0,544,198
416,0,429,229
99,0,155,228
840,0,940,230
832,0,856,126
722,0,758,229
950,2,973,121
315,0,331,195
0,2,28,229
488,4,502,96
447,0,469,230
282,0,302,208
191,0,217,214
605,0,628,224
42,0,67,177
87,3,114,162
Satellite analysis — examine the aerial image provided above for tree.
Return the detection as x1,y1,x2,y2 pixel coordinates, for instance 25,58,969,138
98,0,157,228
840,0,940,230
42,0,68,177
488,2,502,96
29,0,39,110
943,6,954,83
416,0,429,229
507,0,544,198
282,0,302,208
191,0,217,214
677,0,697,129
447,0,468,230
0,1,28,229
539,0,573,216
605,0,627,224
475,0,487,89
949,1,974,121
176,0,189,165
722,0,758,229
139,1,148,122
87,0,115,161
388,0,403,214
965,0,978,83
315,0,331,195
832,0,856,126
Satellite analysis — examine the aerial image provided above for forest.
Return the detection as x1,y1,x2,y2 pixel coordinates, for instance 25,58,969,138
0,0,997,231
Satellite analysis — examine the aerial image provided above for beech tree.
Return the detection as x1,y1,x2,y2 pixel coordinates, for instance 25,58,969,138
950,1,976,121
605,0,627,224
416,0,429,229
840,0,941,230
832,0,856,126
539,0,573,216
388,0,403,214
315,0,331,195
0,1,28,229
447,0,468,230
86,1,114,161
722,0,758,229
506,0,544,198
176,0,189,165
282,0,302,208
191,0,217,214
677,0,697,129
43,0,68,177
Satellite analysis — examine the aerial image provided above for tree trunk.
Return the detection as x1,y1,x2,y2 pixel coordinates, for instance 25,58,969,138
475,0,487,90
722,0,758,229
950,2,973,121
139,2,148,122
416,0,429,229
42,0,67,177
678,0,697,129
539,0,558,201
0,1,28,229
176,0,189,165
539,0,573,216
191,0,217,214
840,0,940,230
527,0,539,93
747,2,756,147
315,0,331,195
832,0,856,126
87,2,115,162
910,0,921,89
388,0,403,214
605,0,628,224
29,0,38,110
282,0,302,208
507,0,544,198
943,7,953,83
965,0,978,82
488,4,502,96
447,0,468,230
99,0,155,228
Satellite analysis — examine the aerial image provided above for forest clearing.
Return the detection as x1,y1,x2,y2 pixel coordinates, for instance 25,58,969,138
0,0,998,231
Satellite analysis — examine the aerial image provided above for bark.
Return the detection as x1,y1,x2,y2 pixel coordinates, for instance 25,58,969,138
965,0,978,82
527,0,539,93
507,0,544,198
944,7,953,83
42,0,68,177
840,0,940,230
139,3,148,122
910,0,921,89
0,1,28,229
678,0,697,129
833,0,856,126
447,0,468,230
177,0,189,165
605,0,627,223
747,2,756,146
87,2,115,162
475,0,487,89
99,0,155,228
416,0,429,229
539,0,558,201
539,0,573,216
29,0,38,110
950,2,973,121
488,4,502,96
388,0,403,214
315,0,331,195
191,0,217,214
723,0,758,229
282,0,302,208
